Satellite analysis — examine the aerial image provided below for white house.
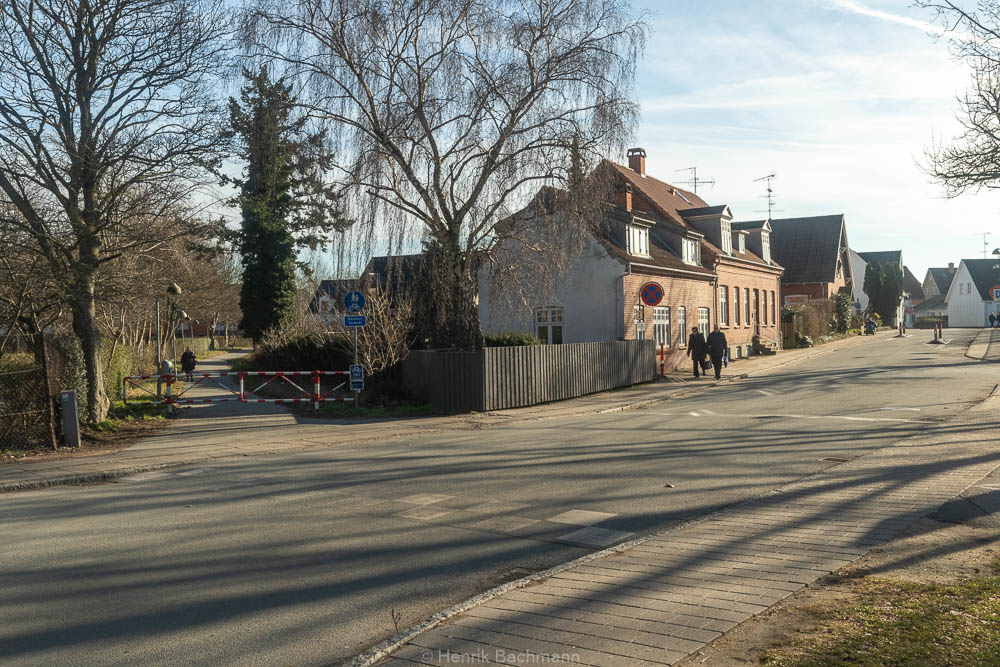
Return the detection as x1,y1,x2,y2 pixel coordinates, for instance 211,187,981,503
944,259,1000,327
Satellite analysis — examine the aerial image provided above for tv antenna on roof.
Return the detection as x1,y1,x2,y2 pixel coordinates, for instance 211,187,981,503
979,231,991,258
754,173,778,218
675,166,715,193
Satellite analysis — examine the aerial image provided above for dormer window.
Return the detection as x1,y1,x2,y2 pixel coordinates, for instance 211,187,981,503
682,238,701,265
737,234,745,254
627,224,649,257
761,231,771,263
721,219,732,254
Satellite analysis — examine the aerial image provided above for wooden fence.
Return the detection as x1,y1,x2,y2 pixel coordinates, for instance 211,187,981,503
402,340,656,412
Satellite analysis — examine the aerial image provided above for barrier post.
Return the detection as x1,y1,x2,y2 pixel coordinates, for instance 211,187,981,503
122,378,127,405
165,375,174,414
313,371,320,411
239,373,245,402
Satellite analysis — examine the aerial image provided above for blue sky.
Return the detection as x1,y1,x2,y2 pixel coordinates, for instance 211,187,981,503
630,0,1000,279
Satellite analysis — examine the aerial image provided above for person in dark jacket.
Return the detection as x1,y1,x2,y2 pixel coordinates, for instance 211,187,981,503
180,347,196,376
991,312,997,328
706,325,728,380
686,326,707,378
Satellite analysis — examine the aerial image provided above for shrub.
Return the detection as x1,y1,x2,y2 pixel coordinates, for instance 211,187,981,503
247,329,354,372
796,299,835,339
484,332,543,347
834,292,852,334
795,332,814,348
102,343,134,402
49,332,86,412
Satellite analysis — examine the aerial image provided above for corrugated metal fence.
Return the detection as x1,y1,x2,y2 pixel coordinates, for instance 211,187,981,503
402,340,656,412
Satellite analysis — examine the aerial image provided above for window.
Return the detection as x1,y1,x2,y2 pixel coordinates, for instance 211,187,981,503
654,307,671,346
737,234,745,253
968,282,973,295
682,238,701,265
721,220,732,254
744,287,751,325
761,232,771,263
633,305,645,340
734,287,741,326
719,286,729,326
771,290,776,324
535,306,564,344
698,307,710,337
627,224,649,256
678,307,687,346
959,284,963,295
762,290,768,326
753,289,759,325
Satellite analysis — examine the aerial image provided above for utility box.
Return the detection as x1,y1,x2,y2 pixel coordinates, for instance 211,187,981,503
60,391,80,448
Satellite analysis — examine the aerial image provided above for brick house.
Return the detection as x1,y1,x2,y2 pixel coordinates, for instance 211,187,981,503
737,215,853,304
922,264,957,299
310,254,425,322
479,148,784,369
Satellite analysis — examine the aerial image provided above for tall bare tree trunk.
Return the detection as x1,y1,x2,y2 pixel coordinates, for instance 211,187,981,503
71,266,109,423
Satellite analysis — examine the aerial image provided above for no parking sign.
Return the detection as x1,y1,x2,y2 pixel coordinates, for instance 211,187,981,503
640,282,664,307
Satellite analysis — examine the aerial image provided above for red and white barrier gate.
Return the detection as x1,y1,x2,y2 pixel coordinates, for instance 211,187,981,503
122,370,352,410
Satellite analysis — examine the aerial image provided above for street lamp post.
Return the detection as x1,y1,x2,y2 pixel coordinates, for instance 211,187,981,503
166,281,182,369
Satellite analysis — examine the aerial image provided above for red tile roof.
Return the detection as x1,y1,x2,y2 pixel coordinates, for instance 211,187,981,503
606,161,776,268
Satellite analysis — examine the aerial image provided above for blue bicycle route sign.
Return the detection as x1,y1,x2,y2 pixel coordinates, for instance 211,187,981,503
344,290,366,313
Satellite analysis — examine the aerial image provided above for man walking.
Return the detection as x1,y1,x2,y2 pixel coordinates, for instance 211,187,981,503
707,325,728,380
991,312,996,328
687,326,707,378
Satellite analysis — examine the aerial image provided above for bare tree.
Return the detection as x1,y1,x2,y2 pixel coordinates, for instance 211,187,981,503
0,0,232,421
919,1,1000,194
244,0,645,349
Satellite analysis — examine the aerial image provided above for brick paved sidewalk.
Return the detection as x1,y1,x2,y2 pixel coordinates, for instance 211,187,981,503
362,393,1000,666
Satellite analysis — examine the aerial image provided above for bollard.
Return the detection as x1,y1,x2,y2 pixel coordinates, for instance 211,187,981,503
60,391,80,447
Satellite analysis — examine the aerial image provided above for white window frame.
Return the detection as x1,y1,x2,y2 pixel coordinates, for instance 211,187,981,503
721,220,732,254
762,290,768,326
654,306,670,346
628,224,649,257
744,287,751,326
682,238,701,265
697,307,710,338
719,285,729,326
761,232,771,263
771,291,777,324
734,286,741,326
678,306,687,347
535,306,564,344
633,304,645,340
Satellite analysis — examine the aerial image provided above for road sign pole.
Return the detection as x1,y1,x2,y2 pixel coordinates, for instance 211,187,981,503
354,327,358,408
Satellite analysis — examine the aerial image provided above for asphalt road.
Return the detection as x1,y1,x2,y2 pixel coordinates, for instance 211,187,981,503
0,329,995,666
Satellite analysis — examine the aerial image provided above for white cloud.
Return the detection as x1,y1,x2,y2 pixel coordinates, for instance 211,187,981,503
826,0,946,35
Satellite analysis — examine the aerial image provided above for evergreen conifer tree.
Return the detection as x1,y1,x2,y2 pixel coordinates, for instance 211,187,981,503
226,67,347,342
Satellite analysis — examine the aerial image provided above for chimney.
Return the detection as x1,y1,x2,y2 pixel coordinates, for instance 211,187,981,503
948,262,955,272
615,182,632,211
627,147,646,176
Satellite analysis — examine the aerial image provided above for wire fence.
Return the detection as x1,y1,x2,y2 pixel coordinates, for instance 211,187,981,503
0,333,65,452
0,364,57,452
